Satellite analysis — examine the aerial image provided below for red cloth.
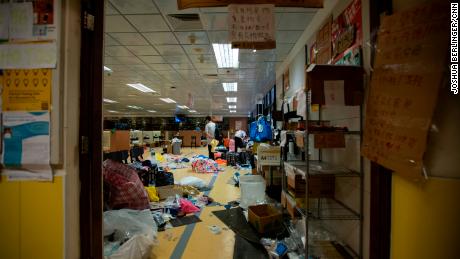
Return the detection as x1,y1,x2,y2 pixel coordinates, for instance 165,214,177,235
103,159,149,210
223,138,230,148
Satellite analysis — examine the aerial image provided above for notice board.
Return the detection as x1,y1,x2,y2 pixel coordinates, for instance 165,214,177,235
362,3,449,180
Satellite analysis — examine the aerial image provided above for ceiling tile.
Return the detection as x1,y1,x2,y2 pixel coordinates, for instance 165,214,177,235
155,45,185,56
105,15,136,32
171,63,194,70
104,57,122,65
200,13,228,31
109,33,149,45
125,15,170,32
126,45,159,55
129,64,151,71
149,63,173,71
175,31,209,44
105,2,119,15
277,13,314,30
240,62,257,69
276,30,303,44
189,54,215,64
115,56,144,65
162,55,189,63
197,68,218,75
182,44,212,55
105,46,133,57
207,31,228,44
110,0,159,14
153,0,198,14
139,55,165,63
143,32,178,45
105,34,120,46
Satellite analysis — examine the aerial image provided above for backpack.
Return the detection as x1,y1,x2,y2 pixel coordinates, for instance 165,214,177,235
214,125,222,140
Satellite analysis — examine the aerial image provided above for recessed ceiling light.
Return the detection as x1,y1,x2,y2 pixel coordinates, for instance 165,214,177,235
126,105,142,110
126,83,156,93
178,105,189,109
230,110,236,113
229,105,237,109
147,110,156,113
212,43,239,68
103,98,117,103
160,98,176,103
226,97,237,103
104,66,112,72
189,110,197,113
107,110,118,113
223,82,237,92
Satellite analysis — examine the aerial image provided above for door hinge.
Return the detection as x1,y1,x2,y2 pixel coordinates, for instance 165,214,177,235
81,136,89,154
83,11,95,31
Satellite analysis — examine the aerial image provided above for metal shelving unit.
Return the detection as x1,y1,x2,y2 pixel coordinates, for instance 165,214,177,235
281,65,365,259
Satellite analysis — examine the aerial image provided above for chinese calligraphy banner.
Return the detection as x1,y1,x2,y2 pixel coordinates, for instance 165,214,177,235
177,0,323,9
229,4,275,49
362,3,448,180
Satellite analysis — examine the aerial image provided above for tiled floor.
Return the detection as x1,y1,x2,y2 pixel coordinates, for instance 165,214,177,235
148,147,240,259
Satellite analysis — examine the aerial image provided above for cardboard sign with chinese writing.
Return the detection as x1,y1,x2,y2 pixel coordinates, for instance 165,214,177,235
316,17,332,64
177,0,323,9
2,69,51,111
229,4,275,49
362,3,448,180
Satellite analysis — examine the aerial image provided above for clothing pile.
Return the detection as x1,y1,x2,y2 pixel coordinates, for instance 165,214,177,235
191,156,221,173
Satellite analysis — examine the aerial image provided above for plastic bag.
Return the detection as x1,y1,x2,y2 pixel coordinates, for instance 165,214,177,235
177,176,206,189
144,186,159,202
179,198,200,214
106,234,153,259
249,116,272,142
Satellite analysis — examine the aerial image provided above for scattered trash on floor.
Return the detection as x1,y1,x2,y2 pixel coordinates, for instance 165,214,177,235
208,225,222,235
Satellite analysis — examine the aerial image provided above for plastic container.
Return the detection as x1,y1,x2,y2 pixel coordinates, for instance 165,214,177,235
239,175,266,209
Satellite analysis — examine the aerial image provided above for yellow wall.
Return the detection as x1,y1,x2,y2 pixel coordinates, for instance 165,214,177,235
391,175,460,259
0,176,63,259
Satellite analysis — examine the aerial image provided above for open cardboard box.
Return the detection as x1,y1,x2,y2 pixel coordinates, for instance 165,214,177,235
248,204,283,234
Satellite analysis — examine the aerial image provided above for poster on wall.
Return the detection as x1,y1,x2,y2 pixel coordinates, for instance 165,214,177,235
229,4,276,49
309,42,317,64
331,0,362,64
315,17,332,64
283,69,289,91
362,3,448,180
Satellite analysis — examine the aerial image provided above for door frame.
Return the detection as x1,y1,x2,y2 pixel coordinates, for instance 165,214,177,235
79,0,104,258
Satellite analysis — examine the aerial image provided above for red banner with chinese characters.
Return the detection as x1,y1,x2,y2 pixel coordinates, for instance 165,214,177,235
362,2,448,180
331,0,362,64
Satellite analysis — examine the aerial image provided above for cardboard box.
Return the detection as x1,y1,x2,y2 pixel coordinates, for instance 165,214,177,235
281,190,287,208
109,130,130,152
314,132,345,148
261,166,282,186
305,64,364,106
295,131,305,148
286,169,306,193
308,175,335,198
286,193,299,218
257,145,281,166
248,204,283,234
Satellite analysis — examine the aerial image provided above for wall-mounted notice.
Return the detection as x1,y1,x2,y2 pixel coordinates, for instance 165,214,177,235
0,42,57,69
235,121,242,130
2,69,51,111
1,111,52,181
9,2,34,40
229,4,276,49
362,2,448,180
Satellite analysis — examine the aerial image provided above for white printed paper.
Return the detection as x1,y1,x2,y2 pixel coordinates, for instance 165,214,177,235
0,3,9,40
9,2,34,40
229,4,275,44
1,111,52,181
0,42,57,69
324,80,345,106
296,89,307,119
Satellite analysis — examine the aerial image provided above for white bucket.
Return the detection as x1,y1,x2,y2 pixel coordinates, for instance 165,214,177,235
239,175,266,209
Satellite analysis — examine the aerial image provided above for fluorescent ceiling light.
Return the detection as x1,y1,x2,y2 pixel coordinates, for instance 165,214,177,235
212,43,239,68
230,110,236,113
104,66,112,72
226,97,237,103
103,98,117,103
127,105,142,110
229,105,237,109
126,83,156,93
223,82,237,92
107,110,118,113
178,105,189,109
147,110,156,113
189,110,197,113
160,98,176,103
